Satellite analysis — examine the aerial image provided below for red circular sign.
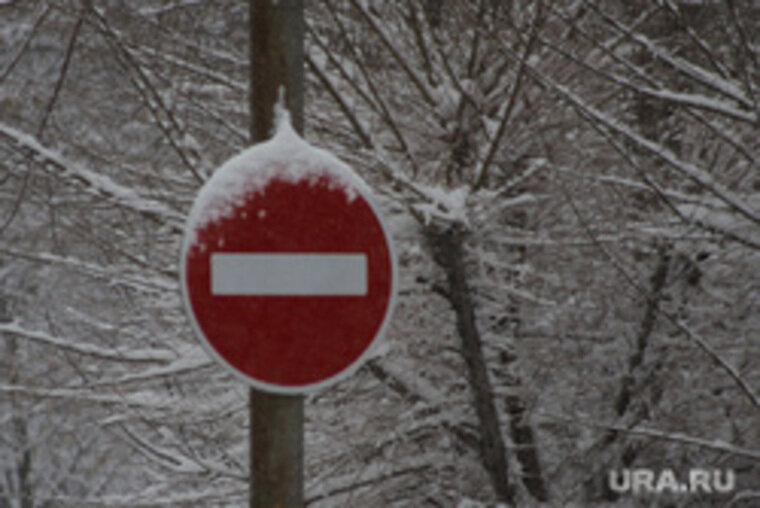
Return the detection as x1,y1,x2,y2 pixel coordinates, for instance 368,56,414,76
180,131,395,394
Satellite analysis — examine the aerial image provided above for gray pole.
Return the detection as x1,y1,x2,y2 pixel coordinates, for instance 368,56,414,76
250,0,304,136
248,1,305,507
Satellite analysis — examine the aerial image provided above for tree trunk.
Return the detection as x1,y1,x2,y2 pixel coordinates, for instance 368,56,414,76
497,206,550,503
602,247,670,502
427,225,515,505
583,247,670,502
502,361,549,502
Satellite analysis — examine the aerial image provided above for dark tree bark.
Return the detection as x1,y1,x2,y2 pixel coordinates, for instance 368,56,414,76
602,247,670,502
428,223,549,503
583,247,671,502
497,207,550,503
503,363,549,502
427,225,515,505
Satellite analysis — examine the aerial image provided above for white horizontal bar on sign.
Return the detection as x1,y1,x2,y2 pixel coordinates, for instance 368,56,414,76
211,253,368,296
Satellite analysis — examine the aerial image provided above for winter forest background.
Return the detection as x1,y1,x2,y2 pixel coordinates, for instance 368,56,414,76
1,0,759,506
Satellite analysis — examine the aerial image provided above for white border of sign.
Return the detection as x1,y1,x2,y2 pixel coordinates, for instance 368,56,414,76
179,162,397,395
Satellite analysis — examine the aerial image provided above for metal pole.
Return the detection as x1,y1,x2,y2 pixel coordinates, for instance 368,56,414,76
248,1,304,507
250,0,304,137
250,391,304,507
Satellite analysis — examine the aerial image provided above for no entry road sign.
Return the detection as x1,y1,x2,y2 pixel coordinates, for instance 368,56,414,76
180,116,396,394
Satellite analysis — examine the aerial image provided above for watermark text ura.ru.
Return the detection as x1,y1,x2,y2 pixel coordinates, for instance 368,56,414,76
609,468,735,495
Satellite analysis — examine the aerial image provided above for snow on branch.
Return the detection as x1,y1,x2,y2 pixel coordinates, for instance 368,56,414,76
538,411,760,461
0,123,185,231
306,454,434,504
589,3,752,108
564,187,760,410
305,50,374,149
137,0,205,18
636,87,756,124
38,485,246,507
0,384,170,409
411,184,470,227
349,0,439,110
0,321,175,364
473,1,542,191
368,358,446,403
631,31,753,109
86,354,213,388
670,318,760,410
87,4,207,183
118,425,206,475
136,44,246,94
0,245,177,292
305,21,422,176
524,71,760,226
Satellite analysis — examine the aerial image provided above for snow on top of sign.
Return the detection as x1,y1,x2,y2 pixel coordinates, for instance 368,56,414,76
186,110,370,243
